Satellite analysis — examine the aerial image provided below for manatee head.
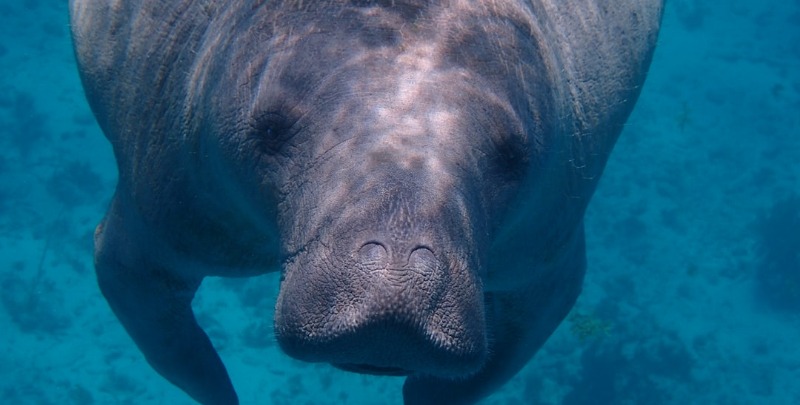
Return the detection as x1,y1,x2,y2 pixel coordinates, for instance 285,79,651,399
199,3,557,379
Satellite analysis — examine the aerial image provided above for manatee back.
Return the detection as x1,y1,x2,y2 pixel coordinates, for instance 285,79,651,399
70,0,280,271
534,0,663,174
69,0,212,160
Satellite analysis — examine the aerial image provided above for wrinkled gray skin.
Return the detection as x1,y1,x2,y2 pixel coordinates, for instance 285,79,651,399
70,1,662,404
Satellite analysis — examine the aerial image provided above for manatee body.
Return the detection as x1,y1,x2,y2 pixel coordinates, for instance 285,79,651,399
70,1,662,404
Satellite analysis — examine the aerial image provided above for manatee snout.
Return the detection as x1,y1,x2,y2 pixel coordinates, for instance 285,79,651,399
274,186,487,378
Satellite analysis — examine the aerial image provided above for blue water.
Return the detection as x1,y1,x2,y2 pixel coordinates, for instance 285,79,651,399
1,1,798,404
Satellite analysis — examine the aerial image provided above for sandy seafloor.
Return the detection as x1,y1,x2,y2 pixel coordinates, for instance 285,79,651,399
1,1,798,404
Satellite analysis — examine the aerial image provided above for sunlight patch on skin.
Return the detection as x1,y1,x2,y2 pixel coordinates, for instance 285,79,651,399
394,42,438,107
368,40,462,176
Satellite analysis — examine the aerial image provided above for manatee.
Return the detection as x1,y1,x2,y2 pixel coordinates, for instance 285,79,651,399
69,1,663,404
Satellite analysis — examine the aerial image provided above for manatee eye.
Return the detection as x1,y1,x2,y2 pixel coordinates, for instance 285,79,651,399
492,129,530,181
251,111,297,153
479,102,531,182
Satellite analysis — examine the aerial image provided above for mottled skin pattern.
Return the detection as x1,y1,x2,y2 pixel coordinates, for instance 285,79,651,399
69,1,662,404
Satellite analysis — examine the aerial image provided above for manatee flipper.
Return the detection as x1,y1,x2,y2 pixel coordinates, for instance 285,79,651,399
94,197,238,405
403,229,587,405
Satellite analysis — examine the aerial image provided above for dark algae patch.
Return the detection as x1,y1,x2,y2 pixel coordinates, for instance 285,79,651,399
754,194,800,311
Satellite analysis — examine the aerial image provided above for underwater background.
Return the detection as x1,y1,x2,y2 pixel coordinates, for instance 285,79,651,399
1,1,798,404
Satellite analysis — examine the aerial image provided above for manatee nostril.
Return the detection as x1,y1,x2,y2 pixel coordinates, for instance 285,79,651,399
358,242,387,264
408,246,437,272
